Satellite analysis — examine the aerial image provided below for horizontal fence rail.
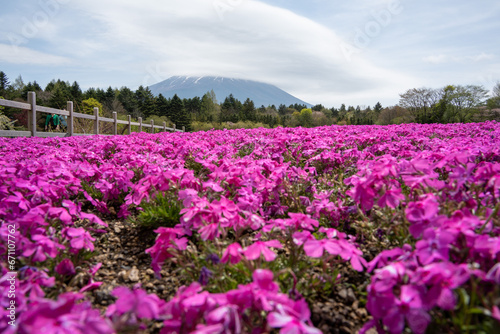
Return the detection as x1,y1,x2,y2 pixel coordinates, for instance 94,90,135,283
0,92,184,138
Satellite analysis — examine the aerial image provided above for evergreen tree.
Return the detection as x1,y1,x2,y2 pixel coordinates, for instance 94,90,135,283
21,81,42,100
45,79,57,92
169,94,190,131
84,87,98,100
278,104,287,116
0,71,9,97
156,94,170,119
49,85,67,109
221,94,242,122
242,98,256,121
95,88,106,103
70,81,83,104
183,96,202,115
135,86,156,118
117,87,138,116
312,104,324,111
200,92,217,122
330,107,338,118
374,102,383,113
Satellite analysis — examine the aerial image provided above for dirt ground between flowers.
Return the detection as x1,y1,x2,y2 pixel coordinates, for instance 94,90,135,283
66,218,379,334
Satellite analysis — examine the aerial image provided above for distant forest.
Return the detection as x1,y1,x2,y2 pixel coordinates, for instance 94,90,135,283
1,71,499,132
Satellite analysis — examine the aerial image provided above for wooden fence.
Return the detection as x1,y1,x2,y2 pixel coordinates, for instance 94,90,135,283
0,92,184,138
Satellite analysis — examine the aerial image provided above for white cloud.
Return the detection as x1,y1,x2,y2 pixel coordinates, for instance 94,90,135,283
422,54,448,64
3,0,496,107
468,52,495,62
423,52,495,65
0,43,70,65
64,0,417,106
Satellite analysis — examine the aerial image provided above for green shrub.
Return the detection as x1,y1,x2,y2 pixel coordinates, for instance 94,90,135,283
133,192,181,228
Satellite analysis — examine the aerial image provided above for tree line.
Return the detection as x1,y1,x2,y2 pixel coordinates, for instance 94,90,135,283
1,71,499,132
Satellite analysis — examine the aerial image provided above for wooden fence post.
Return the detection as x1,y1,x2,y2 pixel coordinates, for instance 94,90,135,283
127,115,131,135
138,117,142,132
113,112,117,135
94,107,99,135
182,126,185,132
163,121,166,132
67,101,74,137
27,92,37,137
150,120,154,134
173,124,176,132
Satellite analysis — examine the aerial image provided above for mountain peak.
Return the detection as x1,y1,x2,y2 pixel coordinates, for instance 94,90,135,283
148,76,311,107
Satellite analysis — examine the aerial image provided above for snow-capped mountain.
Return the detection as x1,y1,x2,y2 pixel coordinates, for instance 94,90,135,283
148,76,311,107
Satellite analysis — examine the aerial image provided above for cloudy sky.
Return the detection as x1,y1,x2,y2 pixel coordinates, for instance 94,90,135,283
1,0,499,107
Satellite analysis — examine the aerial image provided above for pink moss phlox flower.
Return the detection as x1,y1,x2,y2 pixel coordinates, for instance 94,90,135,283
202,180,224,193
287,213,320,231
106,286,164,320
79,212,108,227
47,206,74,225
162,282,204,329
268,301,322,334
62,199,82,216
382,285,431,334
124,181,151,206
243,240,283,262
236,186,262,212
64,227,96,252
367,244,414,272
472,234,500,262
371,262,407,295
221,242,243,264
415,228,455,265
378,187,405,209
55,258,76,276
180,197,211,228
198,223,220,241
347,176,377,211
442,209,484,235
19,292,113,334
405,194,440,238
4,191,31,211
401,157,445,190
253,269,280,293
303,232,366,271
335,238,367,271
210,197,239,220
246,213,265,230
89,262,102,276
146,227,188,277
306,190,336,219
318,227,347,239
15,204,51,231
191,324,225,334
22,233,65,262
292,231,315,246
358,318,384,334
18,267,55,300
204,305,241,333
417,262,470,310
492,306,500,322
80,280,103,293
159,268,322,333
178,188,199,207
303,237,338,258
485,263,500,284
251,269,285,312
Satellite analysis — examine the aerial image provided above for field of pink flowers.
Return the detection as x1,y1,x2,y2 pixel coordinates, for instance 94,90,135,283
1,122,500,334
